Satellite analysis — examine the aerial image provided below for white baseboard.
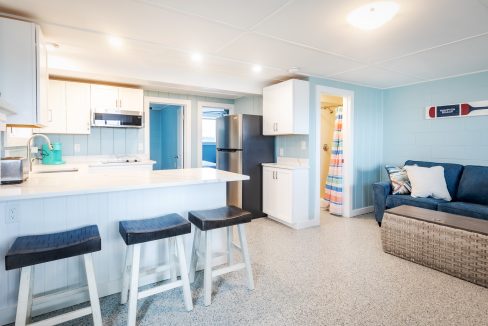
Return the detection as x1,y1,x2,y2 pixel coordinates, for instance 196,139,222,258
266,216,320,230
349,206,374,217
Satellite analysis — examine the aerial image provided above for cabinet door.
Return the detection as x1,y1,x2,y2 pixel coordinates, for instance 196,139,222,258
0,18,38,125
262,167,277,216
66,82,91,134
262,81,293,135
38,80,66,133
275,169,293,223
118,87,143,112
262,87,277,135
90,84,118,112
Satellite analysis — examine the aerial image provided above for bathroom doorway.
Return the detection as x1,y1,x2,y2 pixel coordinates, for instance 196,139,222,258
320,95,343,214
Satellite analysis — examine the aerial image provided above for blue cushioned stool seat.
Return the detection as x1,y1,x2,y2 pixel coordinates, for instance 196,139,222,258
188,206,252,231
5,225,101,271
119,214,191,245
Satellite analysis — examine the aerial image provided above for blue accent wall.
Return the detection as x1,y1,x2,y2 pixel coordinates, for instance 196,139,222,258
383,71,488,174
202,143,216,163
150,104,182,170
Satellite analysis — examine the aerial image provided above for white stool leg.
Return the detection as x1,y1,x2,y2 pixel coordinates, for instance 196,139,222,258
26,265,34,323
169,238,177,282
203,230,213,306
227,226,233,266
84,254,103,326
238,224,255,290
189,228,201,283
127,244,141,326
176,236,193,311
121,245,133,304
15,266,33,326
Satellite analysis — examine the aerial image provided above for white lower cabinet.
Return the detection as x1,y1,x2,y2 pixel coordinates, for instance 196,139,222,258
263,165,309,228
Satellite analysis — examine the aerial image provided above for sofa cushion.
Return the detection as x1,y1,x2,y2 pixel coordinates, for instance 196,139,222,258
386,195,447,210
456,165,488,206
405,160,464,200
437,202,488,221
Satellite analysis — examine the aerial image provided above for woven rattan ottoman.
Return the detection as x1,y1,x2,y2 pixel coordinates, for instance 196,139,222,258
382,205,488,288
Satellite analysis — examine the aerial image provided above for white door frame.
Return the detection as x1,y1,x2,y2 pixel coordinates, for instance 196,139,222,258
314,85,354,219
196,101,235,167
144,97,192,169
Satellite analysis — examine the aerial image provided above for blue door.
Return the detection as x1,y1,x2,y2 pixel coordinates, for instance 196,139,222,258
150,104,183,170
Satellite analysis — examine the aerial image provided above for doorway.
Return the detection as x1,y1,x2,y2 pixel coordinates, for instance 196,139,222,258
320,95,343,213
314,86,354,219
197,101,234,167
149,103,183,170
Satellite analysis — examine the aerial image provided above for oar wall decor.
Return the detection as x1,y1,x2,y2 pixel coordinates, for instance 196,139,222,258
426,100,488,119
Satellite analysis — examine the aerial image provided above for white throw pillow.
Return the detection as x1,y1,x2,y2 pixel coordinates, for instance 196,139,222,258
404,165,452,201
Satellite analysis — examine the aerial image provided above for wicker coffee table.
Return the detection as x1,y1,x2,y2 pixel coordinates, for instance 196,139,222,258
382,205,488,288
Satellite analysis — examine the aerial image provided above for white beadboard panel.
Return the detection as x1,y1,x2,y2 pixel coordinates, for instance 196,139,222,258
383,71,488,168
145,91,234,167
234,95,263,116
0,182,228,324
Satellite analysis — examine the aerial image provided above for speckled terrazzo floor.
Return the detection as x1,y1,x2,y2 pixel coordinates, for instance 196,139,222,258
18,212,488,326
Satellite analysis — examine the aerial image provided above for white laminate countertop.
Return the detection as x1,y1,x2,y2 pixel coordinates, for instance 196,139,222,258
262,163,309,170
0,168,249,201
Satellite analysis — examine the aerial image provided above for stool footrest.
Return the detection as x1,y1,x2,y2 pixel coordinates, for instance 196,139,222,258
138,280,183,300
29,306,92,326
212,262,246,278
33,285,88,306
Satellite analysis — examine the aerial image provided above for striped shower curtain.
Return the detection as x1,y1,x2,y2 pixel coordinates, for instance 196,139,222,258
323,106,343,216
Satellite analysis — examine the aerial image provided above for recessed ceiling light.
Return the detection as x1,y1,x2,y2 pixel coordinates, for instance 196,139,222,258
252,65,262,73
107,35,124,48
288,67,300,74
191,53,203,63
347,1,400,30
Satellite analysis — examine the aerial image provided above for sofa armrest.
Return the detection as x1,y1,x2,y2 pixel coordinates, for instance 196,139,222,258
373,181,391,225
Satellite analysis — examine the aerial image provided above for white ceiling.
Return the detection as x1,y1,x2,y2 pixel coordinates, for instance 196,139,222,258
1,0,488,94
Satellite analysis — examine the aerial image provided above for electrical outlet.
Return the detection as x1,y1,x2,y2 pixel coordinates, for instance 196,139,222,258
74,143,81,153
279,148,284,156
300,141,307,150
5,203,19,224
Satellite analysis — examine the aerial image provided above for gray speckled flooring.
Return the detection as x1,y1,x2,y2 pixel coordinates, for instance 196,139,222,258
20,212,488,325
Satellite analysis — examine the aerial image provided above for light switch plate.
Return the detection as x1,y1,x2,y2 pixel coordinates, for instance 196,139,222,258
74,144,81,153
279,148,284,156
301,141,307,150
138,143,144,151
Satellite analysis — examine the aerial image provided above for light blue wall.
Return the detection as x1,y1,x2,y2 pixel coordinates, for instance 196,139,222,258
308,77,384,212
40,127,145,156
234,95,263,115
383,71,488,174
145,90,234,167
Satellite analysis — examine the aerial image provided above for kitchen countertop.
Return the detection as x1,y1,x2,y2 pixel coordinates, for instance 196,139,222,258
262,163,309,170
0,168,249,201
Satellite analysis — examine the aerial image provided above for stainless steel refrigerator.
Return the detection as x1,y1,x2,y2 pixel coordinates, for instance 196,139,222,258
216,114,275,218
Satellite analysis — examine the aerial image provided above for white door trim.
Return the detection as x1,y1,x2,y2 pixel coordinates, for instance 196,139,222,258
196,101,235,167
144,97,192,169
314,85,354,219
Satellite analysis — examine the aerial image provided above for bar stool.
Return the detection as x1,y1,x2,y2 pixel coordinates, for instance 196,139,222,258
4,225,103,326
119,214,193,326
188,206,254,306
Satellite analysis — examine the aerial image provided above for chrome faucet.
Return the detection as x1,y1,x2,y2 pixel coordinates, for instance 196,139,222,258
27,134,53,171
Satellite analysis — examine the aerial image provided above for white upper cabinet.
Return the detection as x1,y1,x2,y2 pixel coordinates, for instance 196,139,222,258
66,82,91,134
0,17,47,126
91,84,143,113
40,80,67,133
90,84,119,113
263,79,309,135
37,80,91,134
118,87,143,112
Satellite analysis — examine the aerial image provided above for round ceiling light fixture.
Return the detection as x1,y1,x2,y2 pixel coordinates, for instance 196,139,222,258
252,64,262,73
107,35,124,48
191,52,203,63
347,1,400,30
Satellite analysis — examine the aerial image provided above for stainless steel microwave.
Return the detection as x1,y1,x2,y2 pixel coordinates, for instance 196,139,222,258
92,110,143,128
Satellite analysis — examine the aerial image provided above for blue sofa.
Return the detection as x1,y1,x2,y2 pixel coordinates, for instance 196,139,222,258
373,160,488,225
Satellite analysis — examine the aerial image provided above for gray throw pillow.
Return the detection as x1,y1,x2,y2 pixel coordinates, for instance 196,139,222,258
385,165,412,195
